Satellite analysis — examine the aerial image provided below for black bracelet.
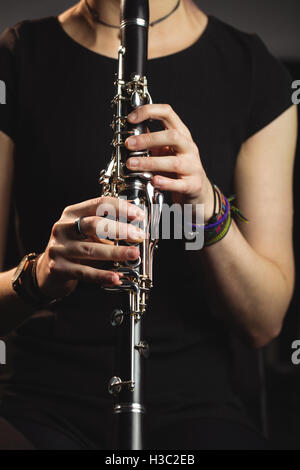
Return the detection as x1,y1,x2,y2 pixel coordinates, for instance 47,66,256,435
211,180,217,215
207,181,221,225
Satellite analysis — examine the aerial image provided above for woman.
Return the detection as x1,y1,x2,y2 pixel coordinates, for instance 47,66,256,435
0,0,297,450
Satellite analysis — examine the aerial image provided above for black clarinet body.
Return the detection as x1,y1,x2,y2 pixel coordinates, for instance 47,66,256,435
99,0,163,450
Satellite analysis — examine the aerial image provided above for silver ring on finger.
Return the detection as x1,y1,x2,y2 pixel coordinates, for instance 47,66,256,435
74,216,87,239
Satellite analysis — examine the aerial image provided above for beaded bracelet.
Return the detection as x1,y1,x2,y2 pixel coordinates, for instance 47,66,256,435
192,184,249,247
204,189,230,246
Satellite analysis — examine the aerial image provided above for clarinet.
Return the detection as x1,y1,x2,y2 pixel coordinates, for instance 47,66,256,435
99,0,163,450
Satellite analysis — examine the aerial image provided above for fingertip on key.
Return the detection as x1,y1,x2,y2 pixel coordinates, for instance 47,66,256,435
110,272,123,285
126,137,137,149
127,112,137,122
127,247,139,259
128,205,145,220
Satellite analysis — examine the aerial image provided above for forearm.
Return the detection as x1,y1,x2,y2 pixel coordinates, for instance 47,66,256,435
198,220,294,348
0,268,35,334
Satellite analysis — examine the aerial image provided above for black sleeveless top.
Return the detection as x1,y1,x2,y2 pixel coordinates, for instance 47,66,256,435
0,16,292,448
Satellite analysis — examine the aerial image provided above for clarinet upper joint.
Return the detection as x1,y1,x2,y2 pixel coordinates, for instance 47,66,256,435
99,42,161,319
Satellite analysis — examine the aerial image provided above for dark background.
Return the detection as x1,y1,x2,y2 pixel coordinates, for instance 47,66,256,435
0,0,299,449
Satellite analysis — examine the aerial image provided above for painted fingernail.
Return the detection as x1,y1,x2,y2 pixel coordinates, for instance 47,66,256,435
128,158,139,167
128,112,137,121
127,247,139,259
127,137,137,148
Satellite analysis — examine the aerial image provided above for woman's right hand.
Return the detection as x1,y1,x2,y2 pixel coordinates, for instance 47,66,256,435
36,196,145,300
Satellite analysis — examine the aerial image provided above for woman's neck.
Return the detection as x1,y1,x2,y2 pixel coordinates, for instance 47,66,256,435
90,0,182,27
59,1,207,60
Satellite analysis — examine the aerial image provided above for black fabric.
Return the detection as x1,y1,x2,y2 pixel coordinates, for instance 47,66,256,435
0,416,35,450
147,417,267,450
0,414,266,450
0,415,85,450
0,15,292,449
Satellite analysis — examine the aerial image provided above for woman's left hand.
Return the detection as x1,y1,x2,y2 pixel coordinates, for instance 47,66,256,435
125,104,215,222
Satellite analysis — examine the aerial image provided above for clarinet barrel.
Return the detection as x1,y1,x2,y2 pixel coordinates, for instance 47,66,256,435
99,0,163,450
